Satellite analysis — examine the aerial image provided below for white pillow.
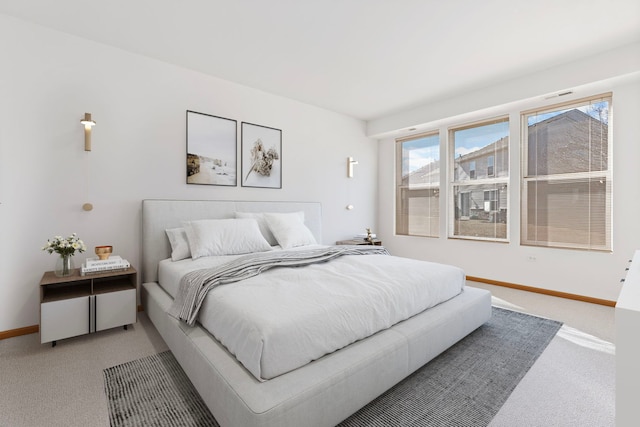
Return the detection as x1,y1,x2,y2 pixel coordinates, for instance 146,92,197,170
165,227,191,261
183,218,272,259
234,212,278,246
263,212,317,249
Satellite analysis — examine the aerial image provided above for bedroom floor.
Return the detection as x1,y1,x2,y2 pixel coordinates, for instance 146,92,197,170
0,282,614,427
469,282,615,427
469,281,615,343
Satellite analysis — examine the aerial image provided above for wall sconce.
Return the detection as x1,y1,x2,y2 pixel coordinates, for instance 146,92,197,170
81,113,96,151
81,113,95,211
347,157,358,178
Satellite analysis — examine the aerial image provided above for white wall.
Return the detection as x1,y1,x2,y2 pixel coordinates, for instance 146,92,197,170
373,46,640,302
0,15,378,331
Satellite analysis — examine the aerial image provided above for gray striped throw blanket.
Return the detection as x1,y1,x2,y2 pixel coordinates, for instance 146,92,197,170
169,245,389,326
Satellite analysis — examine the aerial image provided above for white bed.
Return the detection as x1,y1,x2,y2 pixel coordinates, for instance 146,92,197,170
140,199,492,427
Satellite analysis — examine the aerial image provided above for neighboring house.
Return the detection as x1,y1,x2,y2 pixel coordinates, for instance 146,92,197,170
454,136,509,223
526,108,608,177
403,159,440,190
455,136,509,182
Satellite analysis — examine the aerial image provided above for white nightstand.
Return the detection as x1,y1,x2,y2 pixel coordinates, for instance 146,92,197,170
39,267,137,347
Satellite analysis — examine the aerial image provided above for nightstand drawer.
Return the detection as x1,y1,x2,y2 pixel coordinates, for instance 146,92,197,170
41,296,90,344
96,289,136,332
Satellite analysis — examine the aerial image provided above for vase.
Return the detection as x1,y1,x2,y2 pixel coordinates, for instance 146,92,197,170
54,255,75,277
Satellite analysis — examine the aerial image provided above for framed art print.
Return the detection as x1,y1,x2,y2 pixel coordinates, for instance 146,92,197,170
186,110,237,186
241,122,282,188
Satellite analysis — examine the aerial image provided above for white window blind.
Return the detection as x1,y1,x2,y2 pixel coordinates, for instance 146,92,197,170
396,132,440,237
521,94,612,251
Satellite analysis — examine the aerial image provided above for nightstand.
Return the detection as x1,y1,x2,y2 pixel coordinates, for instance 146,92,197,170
39,267,137,347
336,238,383,246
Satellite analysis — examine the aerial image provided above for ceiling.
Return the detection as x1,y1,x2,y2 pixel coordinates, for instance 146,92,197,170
1,0,639,121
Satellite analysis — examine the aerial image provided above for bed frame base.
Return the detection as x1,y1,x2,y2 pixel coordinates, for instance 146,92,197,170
142,281,491,427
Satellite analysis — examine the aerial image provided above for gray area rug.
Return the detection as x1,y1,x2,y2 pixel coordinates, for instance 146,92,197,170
103,307,562,427
104,351,218,426
338,307,562,426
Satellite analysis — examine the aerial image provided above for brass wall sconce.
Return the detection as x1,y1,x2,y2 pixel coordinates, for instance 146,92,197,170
347,157,358,178
81,113,96,211
81,113,96,151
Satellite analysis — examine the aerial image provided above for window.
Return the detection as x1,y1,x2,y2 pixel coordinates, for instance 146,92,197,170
484,189,498,211
450,118,509,240
522,94,611,251
469,161,476,179
396,132,440,237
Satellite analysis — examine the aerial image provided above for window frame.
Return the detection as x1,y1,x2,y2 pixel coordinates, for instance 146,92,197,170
395,131,441,238
520,93,612,251
448,116,510,242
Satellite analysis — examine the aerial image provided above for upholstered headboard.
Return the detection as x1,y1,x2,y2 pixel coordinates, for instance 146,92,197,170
141,199,322,283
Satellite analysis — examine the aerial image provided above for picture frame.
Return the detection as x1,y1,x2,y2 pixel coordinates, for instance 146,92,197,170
186,110,237,186
241,122,282,188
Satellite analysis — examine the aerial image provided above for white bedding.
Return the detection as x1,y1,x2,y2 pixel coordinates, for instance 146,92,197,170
159,245,465,381
158,244,293,298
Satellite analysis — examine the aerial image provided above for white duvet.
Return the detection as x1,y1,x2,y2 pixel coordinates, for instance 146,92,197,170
159,245,465,381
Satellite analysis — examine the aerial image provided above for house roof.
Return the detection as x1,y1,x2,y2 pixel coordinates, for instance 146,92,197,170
457,137,509,162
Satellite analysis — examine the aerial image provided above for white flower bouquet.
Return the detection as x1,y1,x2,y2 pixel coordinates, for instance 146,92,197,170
42,233,87,257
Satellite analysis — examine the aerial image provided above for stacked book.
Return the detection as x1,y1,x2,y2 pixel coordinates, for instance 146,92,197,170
354,232,377,240
81,255,130,275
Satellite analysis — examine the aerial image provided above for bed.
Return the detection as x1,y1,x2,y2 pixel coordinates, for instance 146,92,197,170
140,199,492,427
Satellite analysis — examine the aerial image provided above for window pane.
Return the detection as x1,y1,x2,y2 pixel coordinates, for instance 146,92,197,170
407,189,440,236
527,101,609,176
522,95,611,251
525,178,608,248
453,121,509,182
396,134,440,237
451,119,509,241
453,184,507,239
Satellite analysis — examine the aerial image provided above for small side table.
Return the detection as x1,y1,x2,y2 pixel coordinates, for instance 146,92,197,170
336,238,383,246
39,267,137,347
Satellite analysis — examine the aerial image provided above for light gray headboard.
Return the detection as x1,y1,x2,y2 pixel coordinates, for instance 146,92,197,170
141,199,322,283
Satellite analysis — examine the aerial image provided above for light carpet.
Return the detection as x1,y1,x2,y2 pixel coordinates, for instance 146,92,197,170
104,307,562,427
